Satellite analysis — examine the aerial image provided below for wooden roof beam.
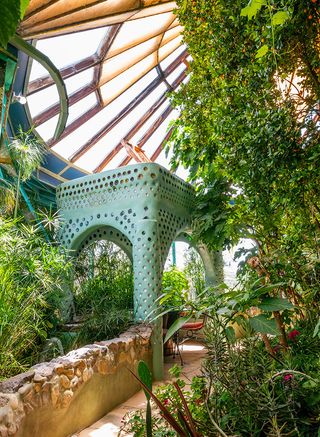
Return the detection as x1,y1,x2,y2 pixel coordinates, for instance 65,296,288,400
27,54,99,95
33,81,97,127
118,104,173,168
47,103,101,147
19,1,175,39
28,24,121,96
92,93,168,172
137,104,173,149
68,49,187,161
150,125,174,161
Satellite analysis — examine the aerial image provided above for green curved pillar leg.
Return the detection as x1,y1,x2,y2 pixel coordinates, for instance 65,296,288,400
176,233,225,288
57,163,194,380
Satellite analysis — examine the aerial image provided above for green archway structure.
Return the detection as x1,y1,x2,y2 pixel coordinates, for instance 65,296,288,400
176,232,224,287
57,162,222,379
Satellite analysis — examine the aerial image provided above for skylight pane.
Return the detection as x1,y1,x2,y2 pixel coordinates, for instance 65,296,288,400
75,82,168,170
52,69,158,159
159,35,183,62
34,27,106,71
67,93,97,125
27,84,59,117
36,114,59,142
161,25,182,46
102,37,159,82
64,68,95,95
143,108,179,155
160,44,187,70
166,63,186,85
130,98,168,144
29,59,48,82
102,147,128,171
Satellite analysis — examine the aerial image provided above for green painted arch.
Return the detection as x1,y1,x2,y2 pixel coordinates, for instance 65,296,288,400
72,224,133,262
57,163,196,380
176,232,224,287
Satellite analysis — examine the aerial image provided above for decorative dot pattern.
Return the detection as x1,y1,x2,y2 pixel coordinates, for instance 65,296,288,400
77,226,132,260
56,163,196,379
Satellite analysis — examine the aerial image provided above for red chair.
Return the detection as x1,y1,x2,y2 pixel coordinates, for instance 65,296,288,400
181,320,205,340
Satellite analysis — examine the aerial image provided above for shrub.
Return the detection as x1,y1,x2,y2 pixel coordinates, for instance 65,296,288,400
74,240,134,343
0,218,72,379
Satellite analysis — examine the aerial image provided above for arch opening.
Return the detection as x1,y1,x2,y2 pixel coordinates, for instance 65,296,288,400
73,238,134,345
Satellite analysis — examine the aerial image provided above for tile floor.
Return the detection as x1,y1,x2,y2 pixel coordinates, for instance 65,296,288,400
77,341,206,437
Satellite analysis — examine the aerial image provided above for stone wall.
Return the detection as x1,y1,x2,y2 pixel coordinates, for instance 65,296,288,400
0,324,152,437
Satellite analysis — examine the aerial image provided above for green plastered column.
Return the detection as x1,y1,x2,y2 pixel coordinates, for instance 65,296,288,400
177,233,225,288
133,218,163,379
57,163,195,380
197,246,224,287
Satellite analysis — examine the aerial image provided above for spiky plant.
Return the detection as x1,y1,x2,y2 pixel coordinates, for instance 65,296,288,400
7,128,46,218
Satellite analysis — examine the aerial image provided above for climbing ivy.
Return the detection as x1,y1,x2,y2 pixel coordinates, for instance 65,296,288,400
169,0,320,294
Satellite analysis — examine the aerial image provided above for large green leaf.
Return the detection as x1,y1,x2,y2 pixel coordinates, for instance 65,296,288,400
241,0,266,20
258,297,294,312
249,315,279,335
271,11,290,26
164,315,192,344
137,361,152,401
0,0,20,48
255,44,269,59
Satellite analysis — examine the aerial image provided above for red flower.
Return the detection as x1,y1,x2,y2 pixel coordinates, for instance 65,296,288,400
283,373,293,382
288,329,300,341
163,398,170,405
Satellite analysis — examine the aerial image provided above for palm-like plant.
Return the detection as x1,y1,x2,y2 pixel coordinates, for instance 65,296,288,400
7,128,46,218
0,177,15,214
0,218,72,378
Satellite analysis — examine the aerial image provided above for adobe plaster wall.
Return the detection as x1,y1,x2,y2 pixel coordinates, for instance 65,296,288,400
0,324,152,437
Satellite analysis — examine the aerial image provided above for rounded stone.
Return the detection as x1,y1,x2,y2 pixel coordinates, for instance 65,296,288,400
18,383,33,397
82,368,89,382
75,368,82,377
59,375,71,389
61,390,73,408
8,397,19,411
70,376,79,389
50,385,60,407
33,374,47,383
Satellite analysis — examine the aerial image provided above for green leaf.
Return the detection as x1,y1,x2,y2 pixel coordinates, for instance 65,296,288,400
20,0,30,19
164,315,192,344
258,297,294,312
241,0,266,20
0,0,20,48
225,326,236,343
137,361,152,401
271,10,290,26
249,314,279,335
302,379,317,389
253,282,286,296
313,319,320,338
255,44,269,59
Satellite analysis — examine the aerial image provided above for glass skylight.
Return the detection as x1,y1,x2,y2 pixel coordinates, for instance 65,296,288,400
19,1,188,184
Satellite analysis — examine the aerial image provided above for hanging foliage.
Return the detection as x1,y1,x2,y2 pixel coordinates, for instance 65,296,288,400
169,0,320,299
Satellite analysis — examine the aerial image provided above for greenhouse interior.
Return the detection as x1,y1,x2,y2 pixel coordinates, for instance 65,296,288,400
0,0,319,436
